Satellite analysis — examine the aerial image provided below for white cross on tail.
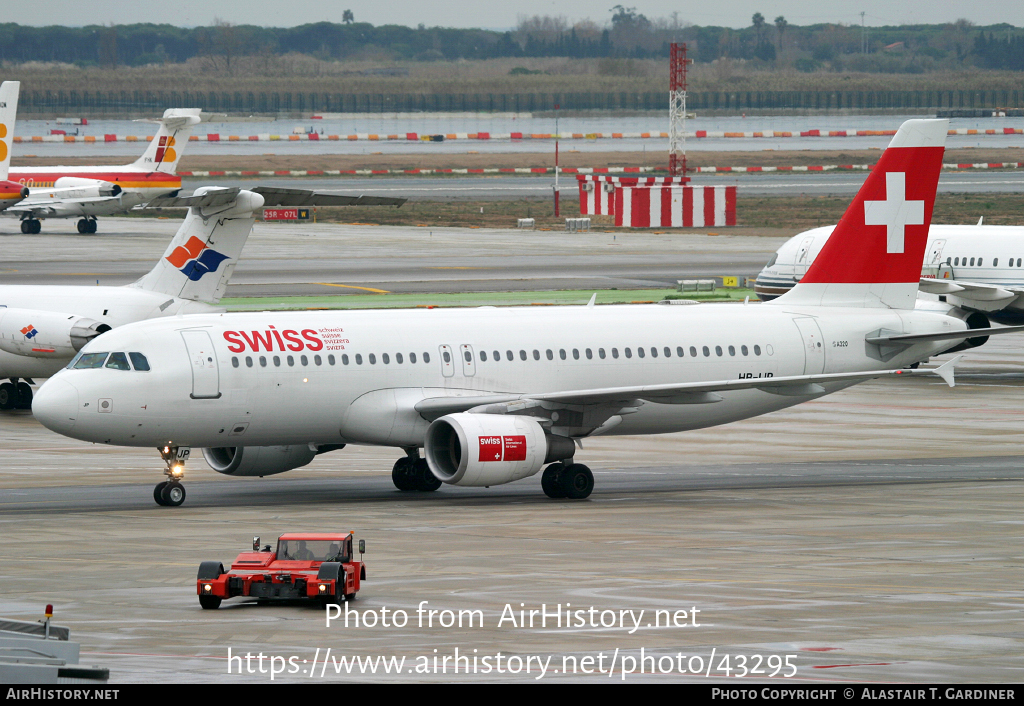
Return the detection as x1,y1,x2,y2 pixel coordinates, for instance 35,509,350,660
863,172,925,254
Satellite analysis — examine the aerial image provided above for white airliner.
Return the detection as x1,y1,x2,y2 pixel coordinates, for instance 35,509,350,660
7,108,202,233
755,223,1024,327
36,119,1017,507
0,185,403,410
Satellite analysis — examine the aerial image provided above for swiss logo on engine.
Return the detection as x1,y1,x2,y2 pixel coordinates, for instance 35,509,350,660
478,435,528,462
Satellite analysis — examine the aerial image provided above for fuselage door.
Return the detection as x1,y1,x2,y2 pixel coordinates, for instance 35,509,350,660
795,236,815,276
459,344,476,377
181,329,222,399
928,239,946,265
438,344,455,378
792,317,826,375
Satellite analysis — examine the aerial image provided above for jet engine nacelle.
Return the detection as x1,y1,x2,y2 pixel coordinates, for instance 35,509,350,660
50,177,122,198
0,308,111,358
0,180,29,199
202,445,318,477
424,413,576,487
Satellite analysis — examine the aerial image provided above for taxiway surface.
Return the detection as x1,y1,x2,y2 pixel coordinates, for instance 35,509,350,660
1,294,1022,683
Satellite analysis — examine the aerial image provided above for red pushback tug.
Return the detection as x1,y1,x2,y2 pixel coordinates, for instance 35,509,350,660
196,532,366,609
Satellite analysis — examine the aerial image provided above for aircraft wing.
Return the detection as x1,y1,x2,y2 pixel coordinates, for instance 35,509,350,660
414,358,962,426
147,187,406,209
6,195,123,217
919,277,1024,310
251,186,406,208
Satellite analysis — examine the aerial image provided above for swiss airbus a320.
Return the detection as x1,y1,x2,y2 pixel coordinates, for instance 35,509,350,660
35,119,1010,506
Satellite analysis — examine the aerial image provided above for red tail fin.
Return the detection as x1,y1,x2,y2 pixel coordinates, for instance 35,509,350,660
774,119,947,309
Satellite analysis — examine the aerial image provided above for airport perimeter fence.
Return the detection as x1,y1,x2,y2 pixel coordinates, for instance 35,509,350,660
15,89,1024,115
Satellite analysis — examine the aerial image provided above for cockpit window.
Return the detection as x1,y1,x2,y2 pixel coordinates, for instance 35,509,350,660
74,352,109,369
105,352,131,371
129,352,151,371
765,253,778,268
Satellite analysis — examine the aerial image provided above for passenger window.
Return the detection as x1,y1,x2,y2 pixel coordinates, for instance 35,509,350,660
664,347,671,357
396,353,403,364
462,351,469,363
339,355,346,365
245,356,253,368
314,355,322,365
232,356,240,368
383,353,391,364
741,345,749,356
946,257,951,265
715,346,723,356
979,258,984,266
728,345,736,356
970,257,975,266
650,347,657,358
625,348,633,359
355,354,363,365
273,356,281,366
369,354,377,364
519,350,527,360
74,352,109,369
993,259,998,267
443,351,451,363
598,348,606,359
676,346,683,357
129,352,151,371
586,348,593,359
105,352,131,370
636,347,644,358
300,355,308,366
753,345,762,356
612,348,619,359
690,346,698,357
259,356,267,367
702,346,710,357
480,351,487,362
560,349,567,360
424,352,431,363
330,355,337,365
1018,259,1021,267
572,349,580,360
546,349,554,360
533,350,540,360
506,350,513,361
493,350,500,361
410,353,417,364
287,355,295,366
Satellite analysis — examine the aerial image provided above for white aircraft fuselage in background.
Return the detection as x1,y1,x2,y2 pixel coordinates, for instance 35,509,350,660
756,224,1024,325
36,118,992,505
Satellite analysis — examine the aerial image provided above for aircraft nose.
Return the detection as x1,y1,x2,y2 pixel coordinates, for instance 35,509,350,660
32,378,79,435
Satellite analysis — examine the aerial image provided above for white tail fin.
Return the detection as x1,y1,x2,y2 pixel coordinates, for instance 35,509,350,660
131,188,265,303
773,118,948,310
0,81,20,180
130,108,202,173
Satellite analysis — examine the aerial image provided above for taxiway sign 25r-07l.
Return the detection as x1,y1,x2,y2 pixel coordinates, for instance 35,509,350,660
36,119,1015,506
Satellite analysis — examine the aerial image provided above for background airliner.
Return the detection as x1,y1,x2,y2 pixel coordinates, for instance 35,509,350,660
755,223,1024,328
0,185,404,409
6,106,202,233
36,119,1014,508
0,82,29,211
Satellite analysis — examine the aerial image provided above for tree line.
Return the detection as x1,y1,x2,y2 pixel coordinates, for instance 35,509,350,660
0,14,1021,72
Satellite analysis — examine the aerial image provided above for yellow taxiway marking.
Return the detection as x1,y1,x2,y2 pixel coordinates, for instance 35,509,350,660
313,283,391,294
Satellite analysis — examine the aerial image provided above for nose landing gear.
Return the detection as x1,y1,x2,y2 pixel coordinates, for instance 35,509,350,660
154,445,190,507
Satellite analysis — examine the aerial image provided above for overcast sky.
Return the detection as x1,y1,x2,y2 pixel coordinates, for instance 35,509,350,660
8,0,1022,30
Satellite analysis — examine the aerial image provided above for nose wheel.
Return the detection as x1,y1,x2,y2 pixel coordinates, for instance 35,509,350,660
154,445,190,507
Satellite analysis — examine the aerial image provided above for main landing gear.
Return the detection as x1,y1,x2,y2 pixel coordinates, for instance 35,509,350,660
0,378,34,411
541,461,594,500
391,450,441,492
154,445,190,507
76,218,98,234
19,218,41,234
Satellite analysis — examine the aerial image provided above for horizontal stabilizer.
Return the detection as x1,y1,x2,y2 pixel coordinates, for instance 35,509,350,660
147,187,407,210
865,324,1024,345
